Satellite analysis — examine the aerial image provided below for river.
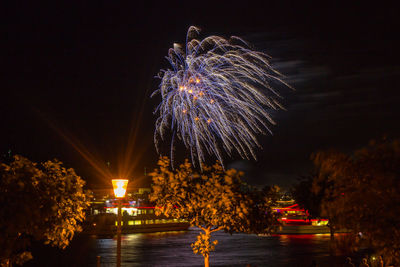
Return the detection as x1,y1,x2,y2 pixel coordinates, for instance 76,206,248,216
26,228,350,266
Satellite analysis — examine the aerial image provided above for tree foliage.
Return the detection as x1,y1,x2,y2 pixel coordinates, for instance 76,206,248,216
310,139,400,264
291,173,322,219
311,150,351,238
0,155,90,266
150,157,280,267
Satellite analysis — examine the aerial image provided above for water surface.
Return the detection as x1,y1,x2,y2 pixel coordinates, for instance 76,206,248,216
27,228,347,266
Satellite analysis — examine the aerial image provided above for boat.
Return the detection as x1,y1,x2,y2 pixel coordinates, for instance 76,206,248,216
83,212,190,236
271,201,334,235
82,188,190,236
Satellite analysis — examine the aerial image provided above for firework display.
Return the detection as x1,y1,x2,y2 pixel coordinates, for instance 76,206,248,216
152,26,290,167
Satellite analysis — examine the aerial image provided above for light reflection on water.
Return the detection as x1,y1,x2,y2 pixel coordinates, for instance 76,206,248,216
27,228,346,267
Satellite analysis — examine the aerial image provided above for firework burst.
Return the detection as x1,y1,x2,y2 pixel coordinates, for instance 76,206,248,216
152,26,291,167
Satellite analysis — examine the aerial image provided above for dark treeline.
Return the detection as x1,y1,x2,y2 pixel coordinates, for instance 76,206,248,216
292,138,400,266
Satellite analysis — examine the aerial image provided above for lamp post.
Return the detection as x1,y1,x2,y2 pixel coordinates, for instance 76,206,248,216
112,179,129,267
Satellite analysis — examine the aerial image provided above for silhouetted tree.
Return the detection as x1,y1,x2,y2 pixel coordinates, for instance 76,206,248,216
312,150,350,241
291,173,322,219
311,139,400,264
0,155,90,266
150,157,280,267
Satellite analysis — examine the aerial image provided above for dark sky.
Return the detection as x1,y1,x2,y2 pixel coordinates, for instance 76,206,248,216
2,2,399,189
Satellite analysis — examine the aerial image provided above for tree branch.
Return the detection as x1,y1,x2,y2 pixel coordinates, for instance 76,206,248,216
210,226,224,233
198,226,207,232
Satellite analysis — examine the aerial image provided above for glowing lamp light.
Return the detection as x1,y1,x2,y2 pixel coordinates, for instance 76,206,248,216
112,179,129,198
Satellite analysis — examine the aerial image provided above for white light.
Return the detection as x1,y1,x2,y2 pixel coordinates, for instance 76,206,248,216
112,179,129,198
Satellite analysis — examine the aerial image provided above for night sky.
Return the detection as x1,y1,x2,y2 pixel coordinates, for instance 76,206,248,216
2,2,399,189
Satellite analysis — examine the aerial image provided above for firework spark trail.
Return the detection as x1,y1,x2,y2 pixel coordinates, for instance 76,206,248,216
152,26,291,168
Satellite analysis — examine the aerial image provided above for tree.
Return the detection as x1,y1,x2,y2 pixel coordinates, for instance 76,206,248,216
0,155,90,266
311,150,352,242
311,139,400,265
150,157,280,267
291,173,322,219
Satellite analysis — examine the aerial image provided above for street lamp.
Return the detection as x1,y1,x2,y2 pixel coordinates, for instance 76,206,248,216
112,179,129,267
